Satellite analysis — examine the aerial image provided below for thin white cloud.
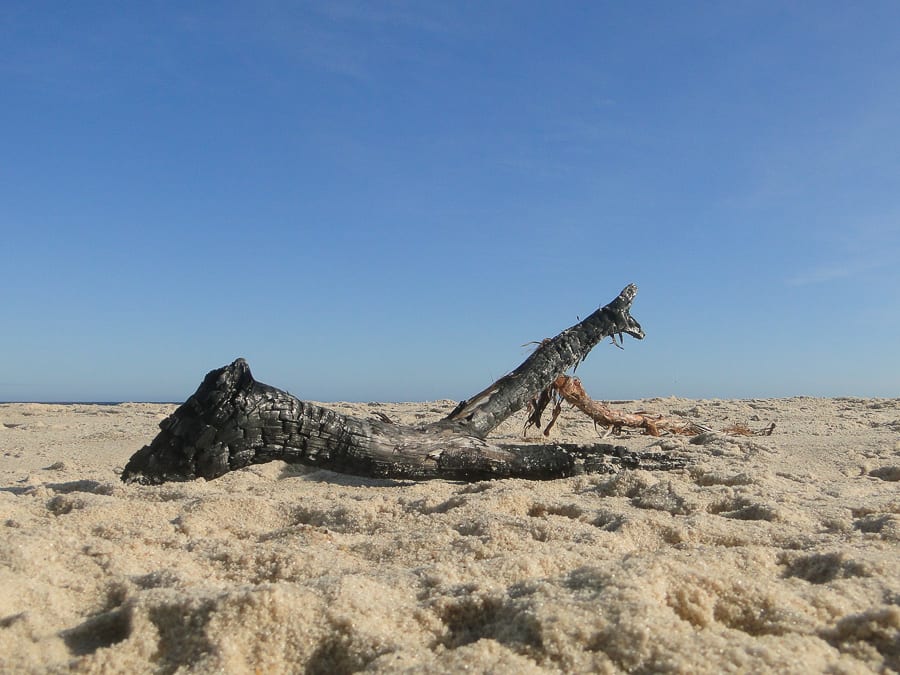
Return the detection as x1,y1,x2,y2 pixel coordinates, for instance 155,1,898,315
786,216,899,286
242,0,470,84
312,0,465,36
786,248,896,286
787,261,868,286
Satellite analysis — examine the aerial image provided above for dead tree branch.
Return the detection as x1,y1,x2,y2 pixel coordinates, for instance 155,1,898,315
549,375,699,437
121,284,687,484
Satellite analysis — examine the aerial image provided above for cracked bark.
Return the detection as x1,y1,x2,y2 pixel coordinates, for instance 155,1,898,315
122,284,686,484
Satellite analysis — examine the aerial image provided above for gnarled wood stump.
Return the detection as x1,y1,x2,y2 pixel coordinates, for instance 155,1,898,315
122,284,687,484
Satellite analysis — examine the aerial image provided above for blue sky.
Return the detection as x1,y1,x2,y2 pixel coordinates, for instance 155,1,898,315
2,1,899,402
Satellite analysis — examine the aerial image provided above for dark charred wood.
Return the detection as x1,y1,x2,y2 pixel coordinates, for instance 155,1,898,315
438,283,643,437
121,284,683,484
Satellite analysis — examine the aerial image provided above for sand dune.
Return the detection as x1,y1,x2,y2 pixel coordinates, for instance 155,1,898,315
1,397,898,673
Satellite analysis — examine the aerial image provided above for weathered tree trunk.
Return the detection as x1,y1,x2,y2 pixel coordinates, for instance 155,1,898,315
122,284,684,484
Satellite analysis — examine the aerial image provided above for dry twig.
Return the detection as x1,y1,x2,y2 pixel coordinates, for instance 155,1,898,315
527,376,776,440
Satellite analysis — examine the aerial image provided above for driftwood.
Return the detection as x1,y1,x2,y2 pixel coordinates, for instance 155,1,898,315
532,375,700,437
527,376,775,438
722,421,776,437
122,284,688,484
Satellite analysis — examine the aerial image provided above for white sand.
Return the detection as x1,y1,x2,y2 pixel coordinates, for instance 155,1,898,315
1,397,898,673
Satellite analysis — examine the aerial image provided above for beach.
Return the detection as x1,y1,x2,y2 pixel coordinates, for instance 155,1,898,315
1,397,898,673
